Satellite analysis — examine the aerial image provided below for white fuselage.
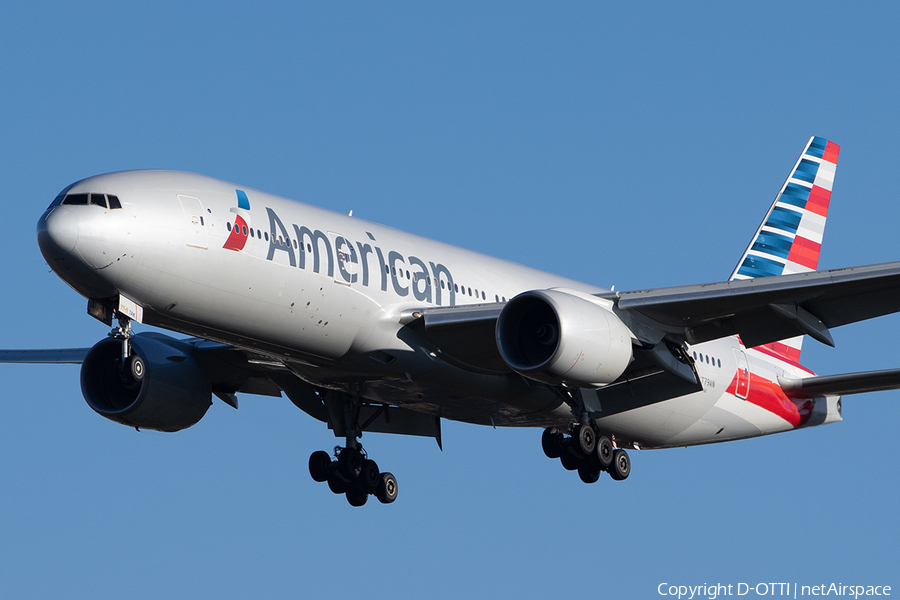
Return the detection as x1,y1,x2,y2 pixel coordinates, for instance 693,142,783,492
38,170,841,449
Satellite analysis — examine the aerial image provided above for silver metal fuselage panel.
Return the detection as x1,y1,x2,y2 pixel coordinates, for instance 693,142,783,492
37,170,839,446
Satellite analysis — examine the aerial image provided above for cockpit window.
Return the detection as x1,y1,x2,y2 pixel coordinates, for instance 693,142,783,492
59,192,124,209
62,193,88,205
50,183,76,208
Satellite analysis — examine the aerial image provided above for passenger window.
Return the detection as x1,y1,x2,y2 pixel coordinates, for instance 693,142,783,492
227,222,232,232
63,193,88,205
441,281,445,289
482,291,486,300
90,193,107,208
717,359,721,368
242,226,248,236
264,232,269,241
250,228,255,237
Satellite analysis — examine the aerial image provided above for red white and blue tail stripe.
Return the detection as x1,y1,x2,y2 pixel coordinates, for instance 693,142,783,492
730,136,840,362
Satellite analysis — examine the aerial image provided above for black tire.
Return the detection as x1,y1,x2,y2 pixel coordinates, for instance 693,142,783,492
541,427,563,459
376,472,398,504
578,466,601,484
346,488,368,507
594,436,614,471
308,450,333,483
609,449,631,481
359,459,380,494
129,354,145,382
574,423,596,457
327,472,347,494
338,447,362,480
560,451,580,471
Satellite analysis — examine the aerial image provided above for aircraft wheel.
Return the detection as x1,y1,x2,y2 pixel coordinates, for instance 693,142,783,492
308,450,333,483
609,449,631,481
346,488,368,507
541,427,564,459
560,451,580,471
327,472,348,495
129,355,145,381
359,459,381,494
594,436,614,471
578,466,601,484
574,423,596,457
376,472,398,504
338,447,362,480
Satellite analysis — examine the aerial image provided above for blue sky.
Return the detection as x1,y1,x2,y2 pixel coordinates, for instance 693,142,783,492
1,2,898,598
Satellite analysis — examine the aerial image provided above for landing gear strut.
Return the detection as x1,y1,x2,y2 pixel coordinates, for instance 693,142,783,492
542,425,630,484
308,390,399,506
109,313,144,387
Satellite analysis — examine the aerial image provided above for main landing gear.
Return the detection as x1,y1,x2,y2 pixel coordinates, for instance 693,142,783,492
541,424,631,483
307,390,398,506
308,445,398,506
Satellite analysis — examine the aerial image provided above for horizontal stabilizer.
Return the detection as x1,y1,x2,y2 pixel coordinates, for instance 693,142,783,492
779,368,900,398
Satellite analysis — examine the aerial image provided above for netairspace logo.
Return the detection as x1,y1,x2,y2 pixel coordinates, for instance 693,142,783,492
658,583,892,600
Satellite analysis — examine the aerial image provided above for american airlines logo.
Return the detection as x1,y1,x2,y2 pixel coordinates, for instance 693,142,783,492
223,189,462,306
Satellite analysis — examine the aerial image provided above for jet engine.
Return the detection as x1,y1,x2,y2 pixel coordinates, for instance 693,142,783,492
80,333,212,432
496,289,633,387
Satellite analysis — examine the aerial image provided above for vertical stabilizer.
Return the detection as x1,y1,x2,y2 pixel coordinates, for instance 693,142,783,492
730,136,840,361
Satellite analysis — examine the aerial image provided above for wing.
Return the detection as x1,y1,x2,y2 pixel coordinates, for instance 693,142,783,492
601,260,900,349
0,348,91,363
411,260,900,390
0,335,442,442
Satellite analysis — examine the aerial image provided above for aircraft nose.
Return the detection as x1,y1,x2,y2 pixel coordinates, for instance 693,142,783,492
37,206,79,262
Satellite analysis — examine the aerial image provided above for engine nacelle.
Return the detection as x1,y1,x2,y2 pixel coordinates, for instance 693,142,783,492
496,289,633,387
80,333,212,432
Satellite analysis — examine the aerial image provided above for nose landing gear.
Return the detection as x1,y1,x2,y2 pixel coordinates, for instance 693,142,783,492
542,425,631,484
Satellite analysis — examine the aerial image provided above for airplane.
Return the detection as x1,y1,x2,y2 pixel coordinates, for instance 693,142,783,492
4,136,900,507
